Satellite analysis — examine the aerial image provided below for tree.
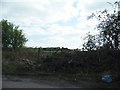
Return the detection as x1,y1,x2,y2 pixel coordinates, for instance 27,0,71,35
1,19,28,49
87,1,120,49
82,32,97,51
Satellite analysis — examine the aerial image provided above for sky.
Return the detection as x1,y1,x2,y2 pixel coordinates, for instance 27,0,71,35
1,0,116,49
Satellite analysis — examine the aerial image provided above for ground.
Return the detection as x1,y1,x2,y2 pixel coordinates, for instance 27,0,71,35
2,75,80,88
2,75,119,88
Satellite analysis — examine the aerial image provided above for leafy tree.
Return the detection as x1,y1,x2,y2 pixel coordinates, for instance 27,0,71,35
1,19,28,49
82,33,97,51
87,1,120,49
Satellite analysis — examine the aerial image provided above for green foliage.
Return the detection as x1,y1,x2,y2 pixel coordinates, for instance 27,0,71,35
2,48,36,75
86,1,120,50
97,9,120,49
1,19,28,49
82,33,97,51
2,47,120,81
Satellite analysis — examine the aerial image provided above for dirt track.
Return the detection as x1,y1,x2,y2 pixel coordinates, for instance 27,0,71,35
2,75,80,88
2,75,119,88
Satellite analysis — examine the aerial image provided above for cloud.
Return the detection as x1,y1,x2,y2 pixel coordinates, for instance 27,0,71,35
1,0,115,49
25,23,87,49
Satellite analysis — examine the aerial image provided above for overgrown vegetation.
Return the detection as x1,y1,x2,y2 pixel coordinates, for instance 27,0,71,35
83,1,120,51
2,1,120,84
2,47,120,82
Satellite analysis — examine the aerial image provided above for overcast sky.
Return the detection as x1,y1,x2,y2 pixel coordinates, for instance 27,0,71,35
1,0,115,49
